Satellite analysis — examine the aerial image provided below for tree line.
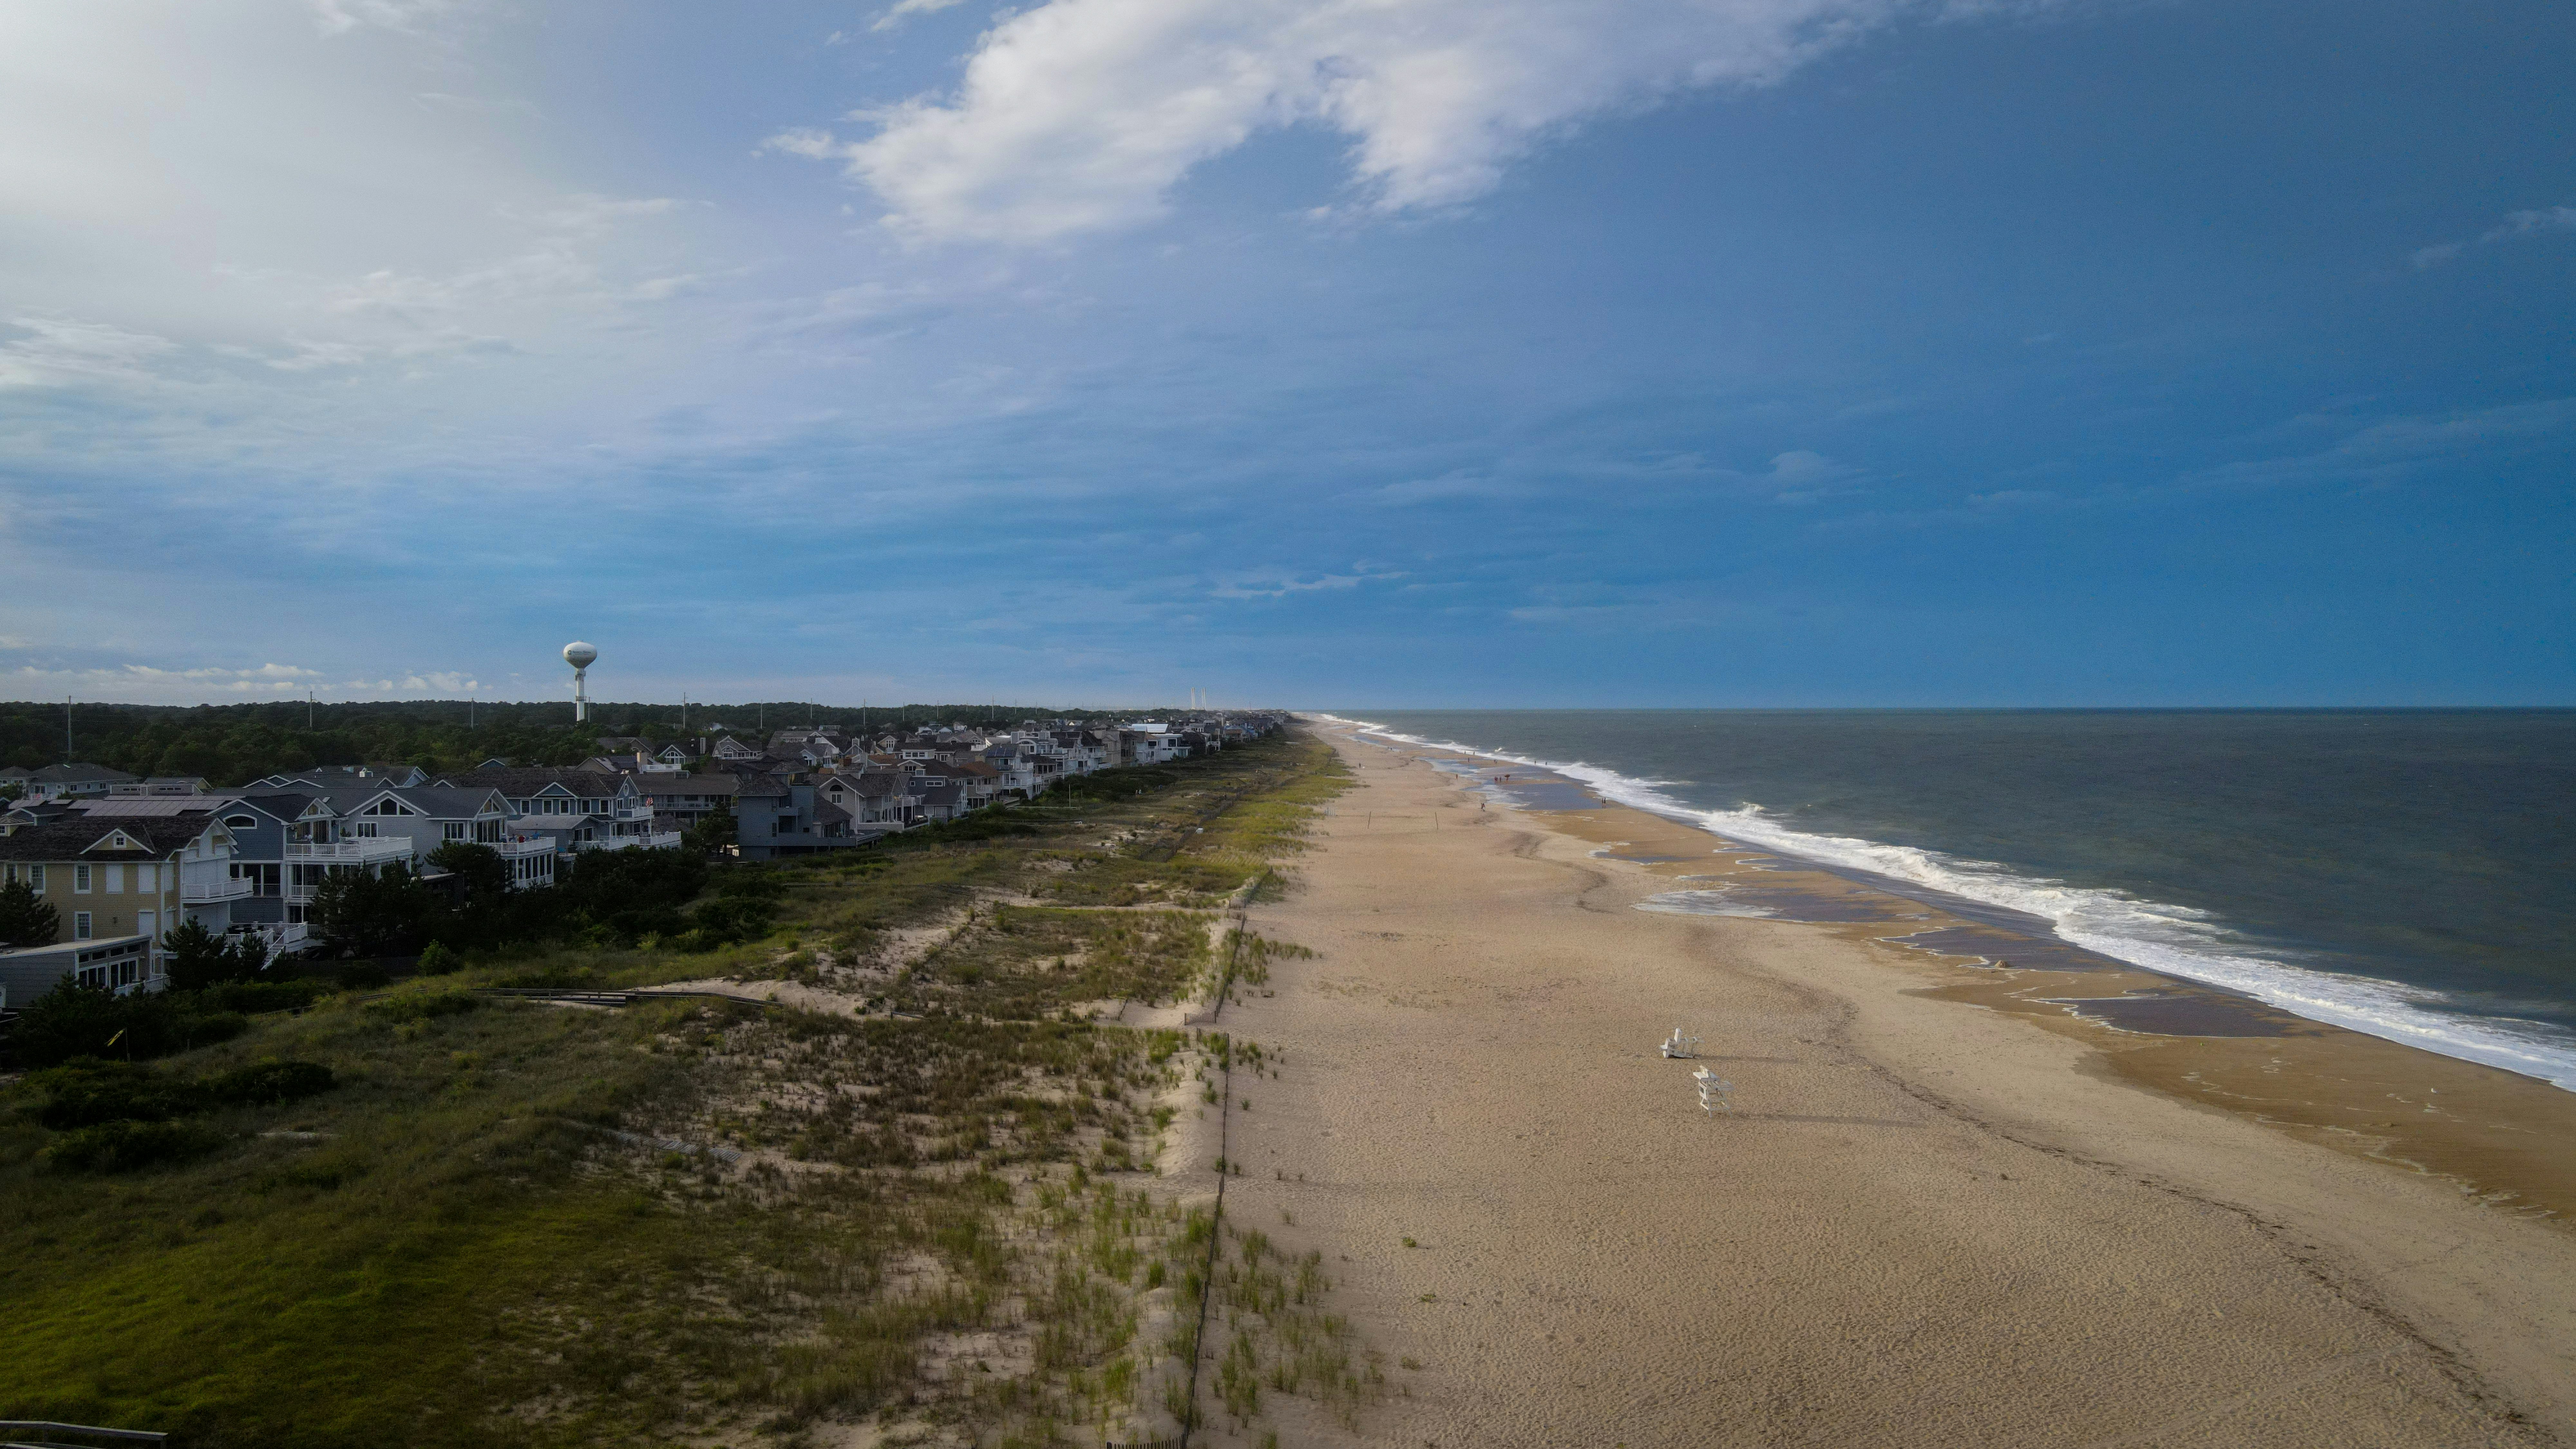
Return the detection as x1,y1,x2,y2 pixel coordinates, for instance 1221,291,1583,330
0,698,1129,788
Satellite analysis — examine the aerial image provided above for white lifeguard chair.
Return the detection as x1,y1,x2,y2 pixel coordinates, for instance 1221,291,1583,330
1660,1027,1702,1059
1692,1067,1734,1114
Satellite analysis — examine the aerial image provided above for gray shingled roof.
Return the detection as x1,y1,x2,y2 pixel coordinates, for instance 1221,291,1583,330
28,763,139,785
437,768,623,799
0,815,220,860
639,775,741,799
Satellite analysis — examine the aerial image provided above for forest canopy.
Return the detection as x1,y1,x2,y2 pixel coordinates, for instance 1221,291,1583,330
0,699,1123,788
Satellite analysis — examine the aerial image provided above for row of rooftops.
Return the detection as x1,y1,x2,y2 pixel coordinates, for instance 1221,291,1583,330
1,713,1294,849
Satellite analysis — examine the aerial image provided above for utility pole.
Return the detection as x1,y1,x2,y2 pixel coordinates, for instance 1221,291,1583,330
65,695,73,762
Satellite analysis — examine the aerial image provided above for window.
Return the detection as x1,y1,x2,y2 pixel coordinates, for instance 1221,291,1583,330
225,814,257,829
74,911,92,940
27,864,41,891
443,822,468,841
104,863,124,894
356,822,378,838
74,864,91,893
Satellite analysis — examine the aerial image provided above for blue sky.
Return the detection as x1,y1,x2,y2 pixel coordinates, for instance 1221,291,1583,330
3,0,2570,708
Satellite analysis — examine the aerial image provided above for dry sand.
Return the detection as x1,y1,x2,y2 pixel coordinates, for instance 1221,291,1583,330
1179,723,2576,1448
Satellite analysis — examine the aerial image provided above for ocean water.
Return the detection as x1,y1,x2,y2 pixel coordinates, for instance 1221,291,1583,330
1327,710,2576,1091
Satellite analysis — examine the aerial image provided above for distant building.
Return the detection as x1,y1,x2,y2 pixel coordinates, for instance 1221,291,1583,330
17,764,139,802
435,767,676,853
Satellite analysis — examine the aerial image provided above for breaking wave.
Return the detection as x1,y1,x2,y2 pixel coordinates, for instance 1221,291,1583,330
1317,713,2576,1090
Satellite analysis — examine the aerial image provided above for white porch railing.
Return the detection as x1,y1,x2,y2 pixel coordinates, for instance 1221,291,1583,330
182,874,255,902
239,921,308,962
287,838,414,864
495,837,555,858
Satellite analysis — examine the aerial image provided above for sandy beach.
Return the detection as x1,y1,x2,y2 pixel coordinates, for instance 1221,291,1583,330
1171,721,2576,1448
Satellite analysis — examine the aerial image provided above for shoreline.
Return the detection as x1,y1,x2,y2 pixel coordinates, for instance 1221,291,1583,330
1197,721,2576,1446
1318,712,2576,1094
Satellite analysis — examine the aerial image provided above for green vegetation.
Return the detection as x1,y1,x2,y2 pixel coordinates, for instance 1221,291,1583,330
0,876,58,947
294,843,718,960
0,728,1355,1447
0,698,1141,786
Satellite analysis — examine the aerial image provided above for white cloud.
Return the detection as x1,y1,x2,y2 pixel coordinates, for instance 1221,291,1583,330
1757,448,1861,503
2483,205,2576,242
2411,203,2575,268
873,0,972,33
2182,397,2576,492
1365,471,1528,506
1210,569,1399,598
0,317,178,389
306,0,466,36
782,0,2003,243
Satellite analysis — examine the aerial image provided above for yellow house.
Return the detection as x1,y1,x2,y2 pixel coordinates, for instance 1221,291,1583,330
0,814,243,992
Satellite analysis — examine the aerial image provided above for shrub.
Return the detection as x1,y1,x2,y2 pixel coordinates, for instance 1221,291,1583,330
687,895,777,947
33,1060,201,1130
199,978,332,1015
10,984,247,1069
205,1059,337,1107
415,940,462,975
43,1118,223,1172
365,990,479,1023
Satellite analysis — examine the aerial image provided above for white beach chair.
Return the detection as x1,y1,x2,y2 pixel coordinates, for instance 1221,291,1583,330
1693,1067,1734,1114
1660,1027,1702,1059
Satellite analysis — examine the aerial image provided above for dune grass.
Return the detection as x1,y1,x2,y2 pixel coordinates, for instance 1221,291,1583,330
0,730,1354,1448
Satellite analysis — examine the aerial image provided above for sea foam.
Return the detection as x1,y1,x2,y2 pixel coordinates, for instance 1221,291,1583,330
1318,713,2576,1091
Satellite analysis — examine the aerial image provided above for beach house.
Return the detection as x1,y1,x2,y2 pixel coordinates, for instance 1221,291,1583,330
0,814,243,998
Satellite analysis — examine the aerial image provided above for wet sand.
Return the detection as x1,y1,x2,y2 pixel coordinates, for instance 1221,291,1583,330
1188,723,2576,1447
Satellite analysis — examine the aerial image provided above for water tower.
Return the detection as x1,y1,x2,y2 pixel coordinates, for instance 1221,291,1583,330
563,641,598,722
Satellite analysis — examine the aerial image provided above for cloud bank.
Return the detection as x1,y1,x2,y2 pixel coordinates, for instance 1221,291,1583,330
780,0,1996,242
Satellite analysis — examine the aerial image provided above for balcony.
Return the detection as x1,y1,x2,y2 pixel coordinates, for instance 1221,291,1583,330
287,838,414,864
495,837,555,858
182,874,255,903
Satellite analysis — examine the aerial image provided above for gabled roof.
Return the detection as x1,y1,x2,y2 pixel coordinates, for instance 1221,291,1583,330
437,768,628,800
68,797,227,817
639,773,741,798
0,815,225,861
210,793,321,826
290,783,507,819
29,763,139,785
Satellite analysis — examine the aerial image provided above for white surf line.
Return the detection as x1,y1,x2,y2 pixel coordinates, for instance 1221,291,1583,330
1312,715,2576,1091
